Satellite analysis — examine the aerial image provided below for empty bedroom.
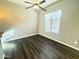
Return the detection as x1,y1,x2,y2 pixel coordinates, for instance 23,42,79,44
0,0,79,59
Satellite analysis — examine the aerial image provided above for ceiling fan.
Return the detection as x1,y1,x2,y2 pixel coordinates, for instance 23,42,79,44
24,0,47,11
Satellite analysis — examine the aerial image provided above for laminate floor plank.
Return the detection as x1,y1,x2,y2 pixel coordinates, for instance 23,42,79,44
2,35,79,59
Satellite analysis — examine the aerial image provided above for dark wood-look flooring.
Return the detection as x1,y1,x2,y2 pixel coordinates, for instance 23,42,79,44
2,35,79,59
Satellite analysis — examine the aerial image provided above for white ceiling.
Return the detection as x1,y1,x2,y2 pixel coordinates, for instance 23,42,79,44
7,0,58,7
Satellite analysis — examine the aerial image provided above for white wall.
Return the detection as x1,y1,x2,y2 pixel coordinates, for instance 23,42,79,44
39,0,79,49
0,41,3,59
1,0,38,42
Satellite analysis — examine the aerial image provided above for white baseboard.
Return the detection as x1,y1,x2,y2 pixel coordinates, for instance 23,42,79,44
1,33,79,51
1,33,38,42
39,34,79,51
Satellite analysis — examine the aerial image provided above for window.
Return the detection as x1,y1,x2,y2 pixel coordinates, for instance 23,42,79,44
45,10,62,34
2,29,15,40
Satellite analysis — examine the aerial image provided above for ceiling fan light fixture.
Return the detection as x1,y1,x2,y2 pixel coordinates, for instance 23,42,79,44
34,5,39,10
25,0,47,11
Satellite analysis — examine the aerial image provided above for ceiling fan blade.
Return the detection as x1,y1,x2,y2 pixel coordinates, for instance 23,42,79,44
39,0,46,5
24,1,33,4
25,5,34,9
39,6,47,11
